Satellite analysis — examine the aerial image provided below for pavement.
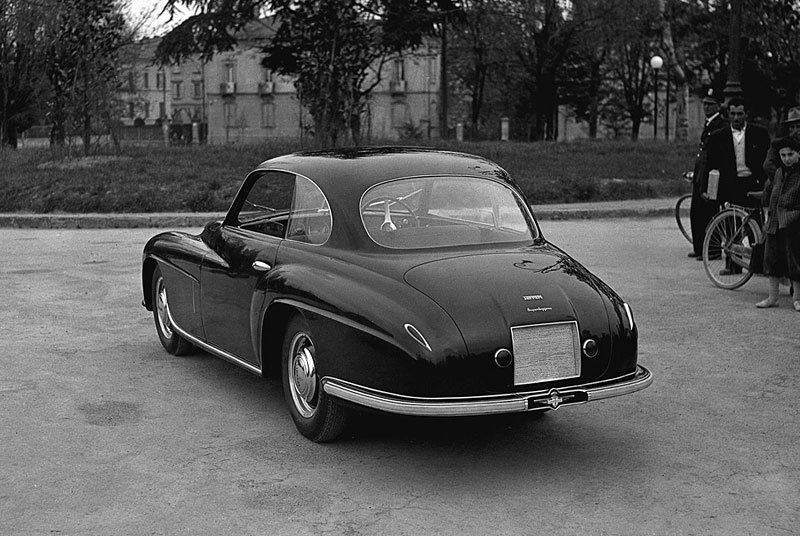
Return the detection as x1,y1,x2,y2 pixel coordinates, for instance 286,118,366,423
0,197,681,228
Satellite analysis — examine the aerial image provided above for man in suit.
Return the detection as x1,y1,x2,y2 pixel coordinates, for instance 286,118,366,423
704,97,771,274
704,97,771,207
688,88,728,259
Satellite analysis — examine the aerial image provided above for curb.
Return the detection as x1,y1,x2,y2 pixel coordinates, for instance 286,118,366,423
0,213,225,229
0,204,679,229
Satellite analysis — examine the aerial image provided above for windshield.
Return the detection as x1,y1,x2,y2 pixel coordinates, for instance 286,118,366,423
360,176,537,249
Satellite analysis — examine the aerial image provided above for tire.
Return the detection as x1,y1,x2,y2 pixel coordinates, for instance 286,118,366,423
675,194,693,244
702,210,761,289
151,265,193,355
281,315,349,442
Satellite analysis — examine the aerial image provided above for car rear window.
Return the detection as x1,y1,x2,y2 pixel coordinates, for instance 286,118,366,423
360,176,537,249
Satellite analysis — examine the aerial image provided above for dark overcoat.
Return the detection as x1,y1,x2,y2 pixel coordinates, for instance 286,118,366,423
705,124,771,206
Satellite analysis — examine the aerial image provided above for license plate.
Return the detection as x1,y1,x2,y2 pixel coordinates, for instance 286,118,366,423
511,321,581,385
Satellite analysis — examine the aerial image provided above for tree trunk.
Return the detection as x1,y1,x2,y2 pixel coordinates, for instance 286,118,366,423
2,120,18,149
588,62,601,139
631,114,641,141
439,19,448,139
82,112,92,156
658,0,688,140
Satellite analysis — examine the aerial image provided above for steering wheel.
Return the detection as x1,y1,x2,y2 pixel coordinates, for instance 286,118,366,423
367,196,419,231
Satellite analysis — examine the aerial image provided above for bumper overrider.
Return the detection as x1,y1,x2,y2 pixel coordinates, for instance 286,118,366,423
322,365,652,416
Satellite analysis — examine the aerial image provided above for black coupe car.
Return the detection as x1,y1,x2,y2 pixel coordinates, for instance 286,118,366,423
142,147,651,441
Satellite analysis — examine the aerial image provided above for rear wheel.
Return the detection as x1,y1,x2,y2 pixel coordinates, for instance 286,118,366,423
702,210,761,289
151,265,193,355
282,315,349,442
675,193,692,244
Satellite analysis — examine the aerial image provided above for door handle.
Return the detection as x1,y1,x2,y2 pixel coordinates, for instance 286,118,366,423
252,261,272,272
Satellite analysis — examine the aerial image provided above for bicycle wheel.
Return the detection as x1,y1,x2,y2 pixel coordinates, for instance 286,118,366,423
675,193,693,244
702,209,762,289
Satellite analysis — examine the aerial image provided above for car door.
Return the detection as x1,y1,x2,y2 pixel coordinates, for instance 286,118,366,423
200,170,296,367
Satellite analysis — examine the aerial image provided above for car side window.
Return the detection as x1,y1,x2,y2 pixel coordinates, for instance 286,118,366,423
234,172,331,244
236,171,295,238
285,176,332,245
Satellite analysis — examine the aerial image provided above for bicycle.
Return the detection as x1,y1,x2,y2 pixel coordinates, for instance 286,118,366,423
701,192,764,289
674,172,694,244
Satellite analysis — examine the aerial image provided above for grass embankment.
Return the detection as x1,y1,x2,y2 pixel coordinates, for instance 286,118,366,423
0,139,697,213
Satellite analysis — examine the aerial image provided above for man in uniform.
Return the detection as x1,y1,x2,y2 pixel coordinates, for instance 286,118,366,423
688,88,728,259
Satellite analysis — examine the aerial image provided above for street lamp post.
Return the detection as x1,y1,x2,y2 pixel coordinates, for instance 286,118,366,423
723,0,744,104
650,55,663,140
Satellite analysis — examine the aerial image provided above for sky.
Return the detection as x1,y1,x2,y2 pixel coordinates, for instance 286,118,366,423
124,0,192,37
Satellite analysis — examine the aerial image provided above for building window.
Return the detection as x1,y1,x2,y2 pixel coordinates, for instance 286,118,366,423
144,102,150,118
173,81,182,99
159,102,166,118
193,80,202,99
129,102,135,118
391,101,408,128
393,59,405,82
224,101,237,127
224,62,236,84
143,72,149,89
261,102,275,128
156,71,165,90
428,57,437,86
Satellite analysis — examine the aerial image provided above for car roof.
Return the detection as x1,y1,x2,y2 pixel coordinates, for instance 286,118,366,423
254,147,516,195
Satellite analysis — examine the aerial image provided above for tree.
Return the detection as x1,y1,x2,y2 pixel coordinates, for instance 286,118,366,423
559,0,620,139
0,0,51,149
741,0,800,124
44,0,127,156
508,0,602,141
447,0,512,139
656,0,689,140
156,0,453,146
604,0,660,140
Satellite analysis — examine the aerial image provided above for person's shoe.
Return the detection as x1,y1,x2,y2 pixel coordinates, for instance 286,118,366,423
718,267,742,276
794,301,800,312
756,297,779,308
688,252,700,258
696,256,704,261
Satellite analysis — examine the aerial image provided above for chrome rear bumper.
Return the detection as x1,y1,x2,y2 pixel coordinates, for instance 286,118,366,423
322,365,652,417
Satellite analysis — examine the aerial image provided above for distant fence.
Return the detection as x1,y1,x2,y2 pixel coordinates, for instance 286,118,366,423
18,123,209,148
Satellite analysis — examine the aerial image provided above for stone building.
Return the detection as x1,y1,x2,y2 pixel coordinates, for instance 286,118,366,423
119,24,442,144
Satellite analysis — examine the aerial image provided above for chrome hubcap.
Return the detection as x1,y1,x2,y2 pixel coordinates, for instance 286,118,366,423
155,277,173,338
288,333,318,418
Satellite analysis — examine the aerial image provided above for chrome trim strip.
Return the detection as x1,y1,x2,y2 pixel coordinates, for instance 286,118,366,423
404,323,432,352
166,308,262,376
321,365,652,417
585,366,653,401
623,302,635,330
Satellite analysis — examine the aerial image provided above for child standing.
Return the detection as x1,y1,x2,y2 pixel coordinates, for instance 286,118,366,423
756,137,800,310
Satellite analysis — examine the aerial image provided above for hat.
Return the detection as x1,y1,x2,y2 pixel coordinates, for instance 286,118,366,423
785,106,800,125
702,88,720,104
771,136,800,152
